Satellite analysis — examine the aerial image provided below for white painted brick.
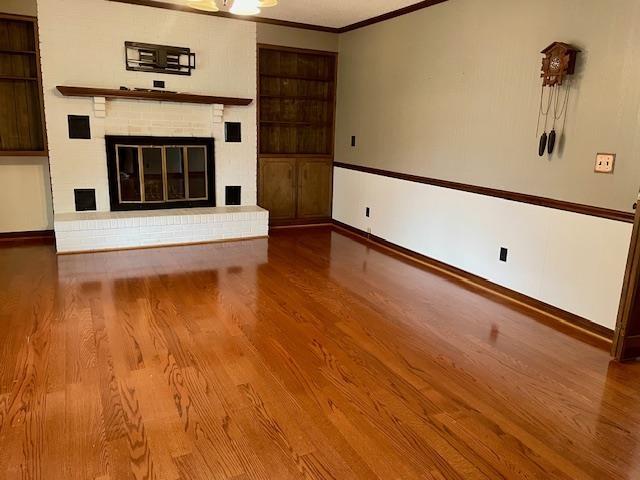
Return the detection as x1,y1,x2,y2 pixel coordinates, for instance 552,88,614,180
54,207,268,253
40,2,258,228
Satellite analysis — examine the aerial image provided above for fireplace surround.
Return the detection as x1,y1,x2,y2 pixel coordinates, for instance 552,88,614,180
105,135,215,211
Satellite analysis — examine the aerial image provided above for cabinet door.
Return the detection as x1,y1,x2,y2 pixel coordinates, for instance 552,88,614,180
297,158,333,219
258,158,296,221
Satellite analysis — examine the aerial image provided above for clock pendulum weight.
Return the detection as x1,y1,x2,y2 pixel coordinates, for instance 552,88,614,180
536,42,580,157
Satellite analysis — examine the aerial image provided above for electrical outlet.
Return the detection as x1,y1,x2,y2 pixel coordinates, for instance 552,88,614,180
499,247,508,262
365,207,370,217
595,153,615,174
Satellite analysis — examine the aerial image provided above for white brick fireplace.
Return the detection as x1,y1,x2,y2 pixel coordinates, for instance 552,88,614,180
37,0,266,253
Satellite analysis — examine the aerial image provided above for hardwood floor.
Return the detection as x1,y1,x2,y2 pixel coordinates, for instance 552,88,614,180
0,227,639,479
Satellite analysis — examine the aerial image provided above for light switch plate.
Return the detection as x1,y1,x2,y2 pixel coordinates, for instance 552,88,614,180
595,153,615,174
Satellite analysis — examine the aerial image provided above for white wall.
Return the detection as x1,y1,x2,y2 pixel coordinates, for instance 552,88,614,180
332,0,640,329
336,0,640,212
0,0,53,233
333,167,632,329
37,0,257,214
0,157,53,232
257,23,339,52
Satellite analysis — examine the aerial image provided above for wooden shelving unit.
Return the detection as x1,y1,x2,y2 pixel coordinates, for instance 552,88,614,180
258,45,337,157
0,13,46,156
257,44,337,226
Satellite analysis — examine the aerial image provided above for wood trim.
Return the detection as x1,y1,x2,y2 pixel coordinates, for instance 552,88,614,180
107,0,449,33
332,220,614,349
334,162,634,223
33,15,49,155
56,86,253,106
269,222,333,231
258,44,338,56
0,12,37,22
338,0,449,33
108,0,339,33
270,217,332,228
259,153,334,159
0,229,54,244
0,150,48,157
613,198,640,360
0,13,48,156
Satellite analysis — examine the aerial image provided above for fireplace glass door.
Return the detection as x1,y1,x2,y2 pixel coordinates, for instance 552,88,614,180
115,144,209,206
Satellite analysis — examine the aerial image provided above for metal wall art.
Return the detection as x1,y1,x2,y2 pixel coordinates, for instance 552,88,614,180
125,41,196,76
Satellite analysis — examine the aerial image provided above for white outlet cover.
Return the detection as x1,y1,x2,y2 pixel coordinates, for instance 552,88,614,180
595,153,615,174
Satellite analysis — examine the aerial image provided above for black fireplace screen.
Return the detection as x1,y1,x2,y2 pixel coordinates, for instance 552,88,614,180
106,136,215,211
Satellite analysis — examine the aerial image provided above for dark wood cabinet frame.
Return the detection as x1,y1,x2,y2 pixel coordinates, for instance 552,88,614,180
614,202,640,361
257,45,337,226
0,12,47,156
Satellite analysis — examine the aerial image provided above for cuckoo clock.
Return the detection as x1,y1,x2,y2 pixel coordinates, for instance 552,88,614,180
540,42,580,87
536,42,580,157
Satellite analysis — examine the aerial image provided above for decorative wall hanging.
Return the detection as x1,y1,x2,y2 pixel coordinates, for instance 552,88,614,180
536,42,580,157
125,42,196,76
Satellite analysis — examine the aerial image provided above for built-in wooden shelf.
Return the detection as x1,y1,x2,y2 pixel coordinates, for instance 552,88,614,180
258,45,336,226
260,94,331,100
260,120,330,126
0,49,37,55
0,75,37,81
260,73,333,82
0,150,48,157
0,14,46,154
56,86,253,106
259,153,333,158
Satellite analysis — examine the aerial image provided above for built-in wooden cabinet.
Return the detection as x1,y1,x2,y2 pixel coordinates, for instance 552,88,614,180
297,158,333,219
259,157,297,221
259,157,333,223
0,13,46,156
257,45,336,225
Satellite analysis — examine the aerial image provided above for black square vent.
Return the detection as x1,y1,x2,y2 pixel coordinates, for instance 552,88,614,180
225,122,241,143
225,186,241,206
74,189,96,211
68,115,91,139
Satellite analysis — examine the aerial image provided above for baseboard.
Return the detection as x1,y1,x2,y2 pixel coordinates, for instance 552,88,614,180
270,222,333,231
270,217,332,227
332,219,614,348
0,229,55,245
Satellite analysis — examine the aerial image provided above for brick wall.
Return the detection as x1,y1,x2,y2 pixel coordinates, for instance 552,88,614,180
38,0,257,214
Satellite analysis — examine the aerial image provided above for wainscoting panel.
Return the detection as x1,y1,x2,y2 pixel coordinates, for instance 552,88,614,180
333,166,633,329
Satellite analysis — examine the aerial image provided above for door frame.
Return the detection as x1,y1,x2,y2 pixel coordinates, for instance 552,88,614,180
613,194,640,361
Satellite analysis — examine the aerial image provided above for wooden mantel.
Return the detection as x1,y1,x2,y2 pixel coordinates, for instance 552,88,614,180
56,86,253,106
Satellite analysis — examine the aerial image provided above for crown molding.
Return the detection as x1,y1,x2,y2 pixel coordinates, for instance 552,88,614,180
338,0,448,33
108,0,449,33
108,0,339,32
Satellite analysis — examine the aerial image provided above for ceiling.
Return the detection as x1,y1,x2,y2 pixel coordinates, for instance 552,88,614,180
252,0,424,29
168,0,427,29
